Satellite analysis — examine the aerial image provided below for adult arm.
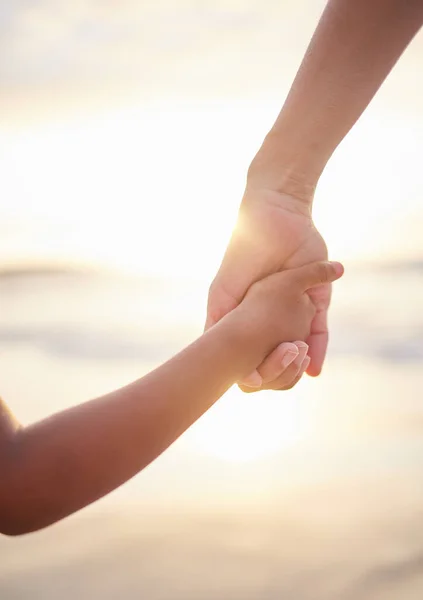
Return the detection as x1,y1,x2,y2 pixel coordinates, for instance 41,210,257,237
208,0,423,385
249,0,423,197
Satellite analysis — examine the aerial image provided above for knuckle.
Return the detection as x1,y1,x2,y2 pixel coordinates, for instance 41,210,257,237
318,262,333,285
265,365,300,391
317,263,329,284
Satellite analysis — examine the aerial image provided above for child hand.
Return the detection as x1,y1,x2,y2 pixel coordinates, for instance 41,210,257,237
239,340,311,392
232,261,344,382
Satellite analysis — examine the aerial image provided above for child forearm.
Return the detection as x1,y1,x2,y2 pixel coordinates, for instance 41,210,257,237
0,316,259,536
0,259,342,536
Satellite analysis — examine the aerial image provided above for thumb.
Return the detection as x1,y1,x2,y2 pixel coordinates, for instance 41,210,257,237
292,261,344,291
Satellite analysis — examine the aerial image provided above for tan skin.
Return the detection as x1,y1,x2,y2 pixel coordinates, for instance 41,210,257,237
0,262,342,536
207,0,423,389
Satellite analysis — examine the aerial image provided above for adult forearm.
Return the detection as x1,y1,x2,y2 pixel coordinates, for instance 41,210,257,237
249,0,423,201
0,317,258,535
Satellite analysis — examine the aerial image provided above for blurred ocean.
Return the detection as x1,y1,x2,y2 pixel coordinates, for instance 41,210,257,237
1,265,423,600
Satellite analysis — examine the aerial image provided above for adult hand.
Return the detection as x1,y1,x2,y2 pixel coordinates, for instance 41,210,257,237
206,185,330,391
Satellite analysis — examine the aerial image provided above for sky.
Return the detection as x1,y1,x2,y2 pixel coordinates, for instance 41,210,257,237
1,1,423,274
0,1,328,123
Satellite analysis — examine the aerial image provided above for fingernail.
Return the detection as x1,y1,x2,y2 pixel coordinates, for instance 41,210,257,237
281,349,298,369
295,341,309,350
242,371,263,388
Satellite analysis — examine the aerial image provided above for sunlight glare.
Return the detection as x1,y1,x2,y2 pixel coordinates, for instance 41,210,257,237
3,105,421,276
185,385,312,462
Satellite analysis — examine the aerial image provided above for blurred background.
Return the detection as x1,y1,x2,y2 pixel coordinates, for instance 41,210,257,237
1,1,423,599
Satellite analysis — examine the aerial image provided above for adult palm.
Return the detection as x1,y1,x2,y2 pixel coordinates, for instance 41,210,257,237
206,187,330,390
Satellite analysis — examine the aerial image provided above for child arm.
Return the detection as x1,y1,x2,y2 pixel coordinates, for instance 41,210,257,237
0,261,342,535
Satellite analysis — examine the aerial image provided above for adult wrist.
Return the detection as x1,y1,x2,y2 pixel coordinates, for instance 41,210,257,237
247,129,325,206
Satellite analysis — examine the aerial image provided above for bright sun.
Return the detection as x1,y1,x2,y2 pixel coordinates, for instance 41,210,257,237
4,103,396,279
184,385,312,462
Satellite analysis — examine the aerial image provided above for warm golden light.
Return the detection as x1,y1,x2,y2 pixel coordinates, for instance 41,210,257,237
4,104,412,281
185,385,312,462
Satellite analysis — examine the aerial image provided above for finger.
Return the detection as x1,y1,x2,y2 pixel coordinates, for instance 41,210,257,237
241,369,263,388
257,342,300,384
238,382,262,394
260,342,309,391
261,341,307,385
282,355,311,391
302,355,311,372
268,353,311,392
240,343,308,394
239,342,299,389
306,333,327,377
305,306,328,377
291,261,344,292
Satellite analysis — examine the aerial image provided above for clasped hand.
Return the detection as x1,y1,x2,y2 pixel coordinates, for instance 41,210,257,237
206,186,341,392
